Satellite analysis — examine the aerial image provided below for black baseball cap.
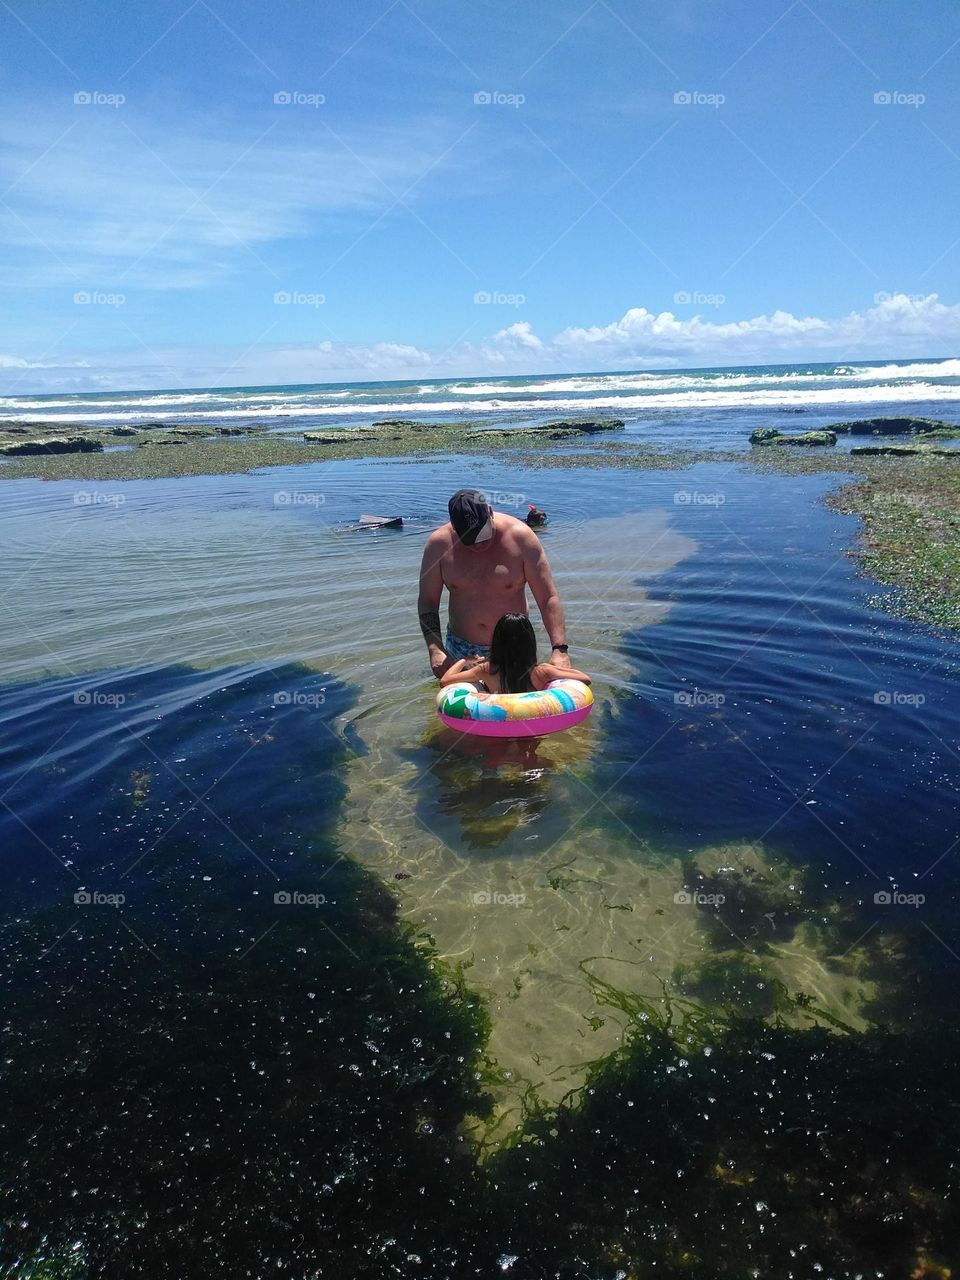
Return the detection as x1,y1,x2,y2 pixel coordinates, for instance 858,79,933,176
448,489,491,545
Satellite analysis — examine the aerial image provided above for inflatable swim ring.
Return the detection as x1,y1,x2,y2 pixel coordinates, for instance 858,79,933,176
436,679,593,738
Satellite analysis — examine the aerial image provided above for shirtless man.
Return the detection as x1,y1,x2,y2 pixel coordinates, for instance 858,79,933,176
417,488,572,679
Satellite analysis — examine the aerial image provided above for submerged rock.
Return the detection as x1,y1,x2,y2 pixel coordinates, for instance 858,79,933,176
750,428,837,447
0,436,103,456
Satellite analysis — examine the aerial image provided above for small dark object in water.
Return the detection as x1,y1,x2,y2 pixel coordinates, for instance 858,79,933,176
358,514,403,528
394,871,411,880
526,505,548,527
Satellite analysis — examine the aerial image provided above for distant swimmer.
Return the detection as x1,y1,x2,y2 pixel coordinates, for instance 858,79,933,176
417,489,573,680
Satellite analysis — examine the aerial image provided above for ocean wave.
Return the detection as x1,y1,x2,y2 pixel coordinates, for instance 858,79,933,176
847,358,960,380
0,388,359,412
445,362,960,396
5,360,960,418
11,380,960,425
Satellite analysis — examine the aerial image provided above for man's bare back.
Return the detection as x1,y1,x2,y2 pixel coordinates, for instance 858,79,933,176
418,494,570,679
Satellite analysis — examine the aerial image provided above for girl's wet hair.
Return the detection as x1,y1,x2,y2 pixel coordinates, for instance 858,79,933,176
489,613,537,694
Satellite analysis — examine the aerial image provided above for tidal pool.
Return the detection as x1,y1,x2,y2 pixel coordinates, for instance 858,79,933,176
2,454,959,1274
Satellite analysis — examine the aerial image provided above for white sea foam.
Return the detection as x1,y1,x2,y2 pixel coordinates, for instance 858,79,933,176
446,361,960,396
4,359,960,423
847,358,960,380
10,379,960,425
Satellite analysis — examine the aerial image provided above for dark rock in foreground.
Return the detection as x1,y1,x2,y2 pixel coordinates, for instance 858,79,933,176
0,436,103,456
750,427,837,447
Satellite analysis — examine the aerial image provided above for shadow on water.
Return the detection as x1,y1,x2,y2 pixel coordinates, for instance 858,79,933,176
0,663,495,1278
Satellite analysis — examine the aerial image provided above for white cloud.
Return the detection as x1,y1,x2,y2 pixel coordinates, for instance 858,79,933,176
489,321,544,352
2,294,959,393
0,105,466,290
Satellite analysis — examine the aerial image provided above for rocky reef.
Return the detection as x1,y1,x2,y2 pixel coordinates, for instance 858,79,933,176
828,415,960,436
750,427,837,446
850,442,959,457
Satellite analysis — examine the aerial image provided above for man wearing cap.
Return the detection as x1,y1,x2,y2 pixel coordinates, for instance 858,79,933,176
417,489,572,679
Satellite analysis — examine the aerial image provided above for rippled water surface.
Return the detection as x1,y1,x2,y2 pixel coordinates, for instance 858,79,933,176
2,451,959,1275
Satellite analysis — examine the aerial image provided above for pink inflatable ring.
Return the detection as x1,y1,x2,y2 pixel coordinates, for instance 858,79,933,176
436,678,593,738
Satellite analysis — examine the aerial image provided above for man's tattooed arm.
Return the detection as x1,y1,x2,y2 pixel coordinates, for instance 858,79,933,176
418,607,443,649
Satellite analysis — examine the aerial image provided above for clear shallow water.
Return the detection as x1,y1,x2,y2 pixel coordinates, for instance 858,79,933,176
4,357,960,452
2,450,960,1274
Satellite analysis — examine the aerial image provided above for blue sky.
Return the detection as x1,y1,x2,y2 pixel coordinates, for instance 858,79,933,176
2,0,960,391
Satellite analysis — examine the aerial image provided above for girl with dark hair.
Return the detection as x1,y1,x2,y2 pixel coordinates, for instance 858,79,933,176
439,613,591,694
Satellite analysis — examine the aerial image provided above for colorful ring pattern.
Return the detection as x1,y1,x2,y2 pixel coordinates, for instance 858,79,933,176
436,678,593,724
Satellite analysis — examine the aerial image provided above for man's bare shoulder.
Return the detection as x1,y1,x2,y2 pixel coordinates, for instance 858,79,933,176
425,524,455,550
497,513,538,547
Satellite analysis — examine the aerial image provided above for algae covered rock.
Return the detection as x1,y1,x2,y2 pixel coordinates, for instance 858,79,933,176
370,418,431,428
850,443,958,457
0,435,103,456
539,418,625,433
750,427,837,447
829,416,957,435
